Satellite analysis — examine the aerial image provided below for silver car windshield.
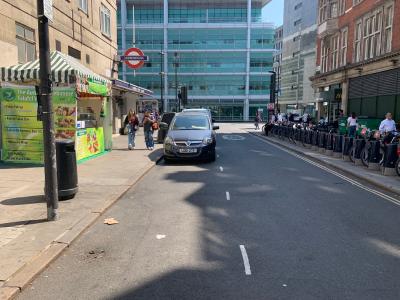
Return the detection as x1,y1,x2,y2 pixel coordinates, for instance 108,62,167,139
171,115,210,130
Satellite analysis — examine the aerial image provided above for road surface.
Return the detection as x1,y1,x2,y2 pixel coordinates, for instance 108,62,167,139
19,123,400,300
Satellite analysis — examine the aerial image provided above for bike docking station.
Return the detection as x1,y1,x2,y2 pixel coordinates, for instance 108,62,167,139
325,133,334,156
333,134,344,158
343,137,354,162
382,144,398,176
353,138,365,166
318,132,326,153
368,140,381,171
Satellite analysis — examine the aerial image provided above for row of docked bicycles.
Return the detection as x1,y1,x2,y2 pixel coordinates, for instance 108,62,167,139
265,123,400,177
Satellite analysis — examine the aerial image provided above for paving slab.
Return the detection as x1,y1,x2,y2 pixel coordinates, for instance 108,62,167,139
0,132,162,299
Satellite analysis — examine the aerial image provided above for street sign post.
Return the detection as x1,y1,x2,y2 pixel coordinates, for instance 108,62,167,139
122,48,148,69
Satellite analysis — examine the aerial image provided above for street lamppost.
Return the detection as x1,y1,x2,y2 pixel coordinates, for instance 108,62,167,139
268,70,278,113
174,52,179,112
159,49,165,113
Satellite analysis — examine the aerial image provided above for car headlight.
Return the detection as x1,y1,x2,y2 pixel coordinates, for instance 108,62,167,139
164,136,174,145
203,137,213,145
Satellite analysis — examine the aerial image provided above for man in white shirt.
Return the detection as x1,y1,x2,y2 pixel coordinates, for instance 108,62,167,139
379,112,396,134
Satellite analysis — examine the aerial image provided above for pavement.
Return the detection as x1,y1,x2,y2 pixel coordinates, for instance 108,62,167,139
252,128,400,195
0,131,163,300
15,123,400,300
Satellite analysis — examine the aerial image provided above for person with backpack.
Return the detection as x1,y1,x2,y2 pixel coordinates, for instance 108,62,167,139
143,111,155,150
127,109,139,150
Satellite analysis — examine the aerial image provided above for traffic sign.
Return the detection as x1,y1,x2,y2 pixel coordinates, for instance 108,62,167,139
43,0,53,22
123,48,147,69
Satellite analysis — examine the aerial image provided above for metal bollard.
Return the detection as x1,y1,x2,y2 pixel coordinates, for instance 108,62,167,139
318,132,326,153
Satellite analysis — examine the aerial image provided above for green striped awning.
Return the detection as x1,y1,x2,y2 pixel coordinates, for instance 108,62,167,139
0,51,109,85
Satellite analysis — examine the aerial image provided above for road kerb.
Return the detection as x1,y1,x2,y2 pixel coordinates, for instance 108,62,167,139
250,132,400,196
0,287,20,300
0,154,162,300
3,242,67,299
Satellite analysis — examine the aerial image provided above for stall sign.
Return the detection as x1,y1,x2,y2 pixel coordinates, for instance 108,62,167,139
1,86,76,163
75,127,105,161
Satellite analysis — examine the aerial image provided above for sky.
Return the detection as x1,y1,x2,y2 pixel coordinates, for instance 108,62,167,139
262,0,284,27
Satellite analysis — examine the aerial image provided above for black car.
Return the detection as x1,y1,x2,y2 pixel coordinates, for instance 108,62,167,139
161,113,219,162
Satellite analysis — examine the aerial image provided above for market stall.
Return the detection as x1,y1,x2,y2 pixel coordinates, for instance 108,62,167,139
0,51,112,164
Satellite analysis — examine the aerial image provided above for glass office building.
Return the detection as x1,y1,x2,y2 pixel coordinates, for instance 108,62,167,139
117,0,275,121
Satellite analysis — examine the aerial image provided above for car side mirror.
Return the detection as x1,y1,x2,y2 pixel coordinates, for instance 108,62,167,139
213,125,220,130
160,122,169,130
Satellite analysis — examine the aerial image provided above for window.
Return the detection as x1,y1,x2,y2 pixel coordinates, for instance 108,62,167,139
294,2,302,10
338,0,346,15
321,40,329,73
292,51,300,57
86,54,90,64
78,0,88,13
354,20,362,62
68,46,81,60
16,24,36,63
340,28,348,66
55,40,61,51
363,9,383,60
331,34,339,70
100,4,111,37
294,19,302,26
383,5,393,53
293,35,301,42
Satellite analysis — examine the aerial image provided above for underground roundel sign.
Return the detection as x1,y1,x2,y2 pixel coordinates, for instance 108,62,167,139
123,48,146,69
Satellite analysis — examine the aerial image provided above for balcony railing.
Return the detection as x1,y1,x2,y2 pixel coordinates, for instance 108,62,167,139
318,17,339,38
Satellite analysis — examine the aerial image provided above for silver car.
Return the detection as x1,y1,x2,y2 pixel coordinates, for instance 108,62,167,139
161,113,219,162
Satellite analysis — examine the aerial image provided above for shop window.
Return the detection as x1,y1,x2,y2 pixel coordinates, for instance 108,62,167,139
68,46,81,60
100,4,111,37
16,23,36,63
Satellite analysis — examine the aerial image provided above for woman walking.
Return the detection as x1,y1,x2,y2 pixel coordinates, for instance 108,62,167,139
127,109,139,150
143,111,155,150
347,112,357,137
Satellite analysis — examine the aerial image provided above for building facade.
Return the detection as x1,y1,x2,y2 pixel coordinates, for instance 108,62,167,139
273,25,283,109
312,0,400,122
0,0,118,79
280,0,318,115
117,0,275,121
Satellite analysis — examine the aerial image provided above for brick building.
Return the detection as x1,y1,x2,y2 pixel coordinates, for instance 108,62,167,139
312,0,400,122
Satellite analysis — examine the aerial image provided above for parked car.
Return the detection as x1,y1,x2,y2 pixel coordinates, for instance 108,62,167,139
161,113,219,162
181,108,214,123
157,112,176,143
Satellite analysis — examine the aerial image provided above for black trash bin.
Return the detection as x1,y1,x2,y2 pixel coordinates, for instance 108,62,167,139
56,140,78,200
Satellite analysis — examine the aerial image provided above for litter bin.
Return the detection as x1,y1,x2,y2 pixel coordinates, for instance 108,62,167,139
56,140,78,200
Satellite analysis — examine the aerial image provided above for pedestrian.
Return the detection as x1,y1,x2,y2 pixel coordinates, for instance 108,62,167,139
127,109,139,150
277,111,284,123
270,113,276,123
379,112,396,134
143,111,155,150
347,112,357,137
254,112,261,130
379,112,397,143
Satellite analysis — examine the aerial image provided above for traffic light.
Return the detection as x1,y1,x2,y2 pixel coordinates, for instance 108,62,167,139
181,86,188,106
269,71,276,104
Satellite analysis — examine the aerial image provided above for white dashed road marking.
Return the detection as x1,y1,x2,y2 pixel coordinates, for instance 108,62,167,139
239,245,251,275
226,191,230,201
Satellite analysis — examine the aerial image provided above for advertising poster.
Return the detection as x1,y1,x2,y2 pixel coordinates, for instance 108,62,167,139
0,86,76,163
75,127,105,161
